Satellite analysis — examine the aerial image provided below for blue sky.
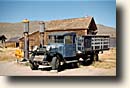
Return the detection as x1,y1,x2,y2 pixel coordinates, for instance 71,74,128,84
0,0,116,28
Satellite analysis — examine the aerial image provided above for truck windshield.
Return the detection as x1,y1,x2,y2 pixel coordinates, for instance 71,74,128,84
48,36,64,44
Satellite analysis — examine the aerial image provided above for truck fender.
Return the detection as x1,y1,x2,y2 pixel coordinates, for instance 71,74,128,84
54,52,64,61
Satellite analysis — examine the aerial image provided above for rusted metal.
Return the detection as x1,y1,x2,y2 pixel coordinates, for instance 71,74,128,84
22,19,29,61
39,21,45,47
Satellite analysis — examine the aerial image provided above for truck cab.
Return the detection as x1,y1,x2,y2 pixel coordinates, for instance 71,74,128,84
48,32,76,58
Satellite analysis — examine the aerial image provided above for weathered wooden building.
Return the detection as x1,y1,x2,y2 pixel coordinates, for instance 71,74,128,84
5,37,20,48
19,16,97,49
19,31,40,49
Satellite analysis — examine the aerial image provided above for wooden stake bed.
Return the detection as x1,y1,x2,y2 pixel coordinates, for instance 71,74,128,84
76,35,110,52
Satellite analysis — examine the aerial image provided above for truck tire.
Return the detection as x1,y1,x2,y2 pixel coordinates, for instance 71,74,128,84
29,54,38,70
84,54,94,66
51,55,61,71
30,62,38,70
83,54,93,66
84,58,93,65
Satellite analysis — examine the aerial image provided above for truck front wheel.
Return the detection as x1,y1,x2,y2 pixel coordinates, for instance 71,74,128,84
30,62,38,70
51,55,61,71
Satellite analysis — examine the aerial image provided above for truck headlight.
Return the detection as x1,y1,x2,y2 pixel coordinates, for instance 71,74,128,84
32,46,38,51
46,46,51,51
77,50,82,54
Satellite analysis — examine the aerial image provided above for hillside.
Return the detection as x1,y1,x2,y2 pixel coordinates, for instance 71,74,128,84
0,22,116,39
97,24,116,37
0,21,40,39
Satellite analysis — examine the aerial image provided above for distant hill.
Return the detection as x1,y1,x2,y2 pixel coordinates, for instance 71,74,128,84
0,21,40,39
97,24,116,37
0,22,116,39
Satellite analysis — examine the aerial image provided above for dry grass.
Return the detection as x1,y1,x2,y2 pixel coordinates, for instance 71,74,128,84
92,48,116,69
0,47,116,70
92,61,116,69
0,48,17,61
99,48,116,60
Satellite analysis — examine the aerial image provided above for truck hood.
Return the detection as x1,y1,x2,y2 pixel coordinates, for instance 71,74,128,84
45,44,64,51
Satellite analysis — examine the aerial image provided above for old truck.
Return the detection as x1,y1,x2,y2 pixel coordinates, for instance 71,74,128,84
29,32,109,71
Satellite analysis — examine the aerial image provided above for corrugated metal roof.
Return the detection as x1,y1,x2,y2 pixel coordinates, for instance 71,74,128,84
6,37,20,43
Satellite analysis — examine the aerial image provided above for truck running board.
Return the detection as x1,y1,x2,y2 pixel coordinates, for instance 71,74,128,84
38,65,51,69
65,60,78,64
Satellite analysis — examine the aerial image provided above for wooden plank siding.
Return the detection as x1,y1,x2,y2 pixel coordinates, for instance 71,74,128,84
19,32,40,49
45,29,87,44
5,42,17,48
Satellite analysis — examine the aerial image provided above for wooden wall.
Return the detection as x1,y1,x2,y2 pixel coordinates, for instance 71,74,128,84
45,29,87,44
19,32,40,49
5,42,17,48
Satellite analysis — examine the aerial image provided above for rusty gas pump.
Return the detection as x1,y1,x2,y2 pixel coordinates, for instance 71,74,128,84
22,19,29,61
39,21,45,47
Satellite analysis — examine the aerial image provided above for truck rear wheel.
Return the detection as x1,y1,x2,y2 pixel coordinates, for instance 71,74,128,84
51,55,61,71
84,58,93,65
83,54,93,65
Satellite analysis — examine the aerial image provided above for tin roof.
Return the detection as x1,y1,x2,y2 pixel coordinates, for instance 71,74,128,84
6,36,20,43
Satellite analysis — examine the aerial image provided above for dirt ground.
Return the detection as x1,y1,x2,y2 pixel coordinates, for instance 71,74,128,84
0,48,116,76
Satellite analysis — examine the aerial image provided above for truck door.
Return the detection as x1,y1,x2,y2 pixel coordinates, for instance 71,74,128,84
64,35,76,57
